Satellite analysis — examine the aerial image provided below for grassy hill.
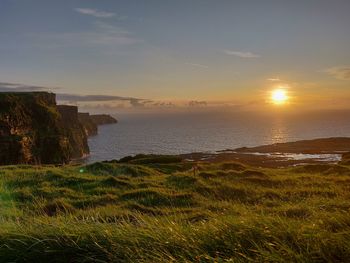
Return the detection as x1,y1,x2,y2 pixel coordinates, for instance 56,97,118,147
1,155,350,262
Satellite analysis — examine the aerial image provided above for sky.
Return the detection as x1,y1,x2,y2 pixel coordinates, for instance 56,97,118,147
0,0,350,112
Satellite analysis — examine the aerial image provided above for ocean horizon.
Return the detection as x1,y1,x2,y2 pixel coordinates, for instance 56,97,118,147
86,110,350,162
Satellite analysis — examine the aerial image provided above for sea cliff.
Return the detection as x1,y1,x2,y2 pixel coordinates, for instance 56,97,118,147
0,92,96,164
57,105,90,159
0,92,71,164
78,113,98,136
78,113,117,136
89,114,117,125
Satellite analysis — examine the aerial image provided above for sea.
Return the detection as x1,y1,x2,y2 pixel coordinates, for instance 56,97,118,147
86,110,350,163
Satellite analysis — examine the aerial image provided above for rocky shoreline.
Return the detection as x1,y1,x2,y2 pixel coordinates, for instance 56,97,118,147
181,137,350,168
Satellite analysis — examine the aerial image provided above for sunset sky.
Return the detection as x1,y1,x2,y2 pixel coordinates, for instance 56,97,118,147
1,0,350,111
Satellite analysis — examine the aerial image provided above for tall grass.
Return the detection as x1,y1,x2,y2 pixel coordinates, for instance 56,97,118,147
0,157,350,262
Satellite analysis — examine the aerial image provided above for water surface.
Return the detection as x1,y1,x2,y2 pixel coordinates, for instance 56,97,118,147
87,110,350,162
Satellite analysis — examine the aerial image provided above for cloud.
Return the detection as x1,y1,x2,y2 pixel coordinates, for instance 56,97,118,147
185,63,209,69
57,94,150,108
34,21,140,47
75,8,115,18
59,95,180,109
267,78,281,82
58,94,155,109
324,66,350,80
151,102,175,107
223,50,260,58
0,82,55,92
0,82,149,108
188,100,207,107
128,98,147,108
56,94,141,102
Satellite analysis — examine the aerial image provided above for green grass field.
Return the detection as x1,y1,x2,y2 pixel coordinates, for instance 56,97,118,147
1,155,350,262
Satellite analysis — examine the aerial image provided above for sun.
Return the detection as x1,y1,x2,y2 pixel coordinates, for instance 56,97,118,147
271,89,288,105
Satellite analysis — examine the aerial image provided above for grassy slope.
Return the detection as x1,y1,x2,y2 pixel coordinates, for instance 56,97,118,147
0,156,350,262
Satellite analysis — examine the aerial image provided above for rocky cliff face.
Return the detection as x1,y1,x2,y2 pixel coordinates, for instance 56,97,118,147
0,92,70,165
90,114,117,125
78,113,98,136
0,92,90,165
78,113,117,136
57,105,89,159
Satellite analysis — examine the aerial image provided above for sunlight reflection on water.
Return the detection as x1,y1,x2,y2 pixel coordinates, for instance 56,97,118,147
242,152,342,162
271,118,288,144
87,111,350,162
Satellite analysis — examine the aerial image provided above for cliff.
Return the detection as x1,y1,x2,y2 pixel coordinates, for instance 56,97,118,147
0,92,90,165
78,113,117,137
57,105,90,159
0,92,70,164
78,113,98,136
90,114,117,125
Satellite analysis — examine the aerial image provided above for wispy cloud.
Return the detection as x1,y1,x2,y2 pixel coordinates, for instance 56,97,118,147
185,62,209,69
267,78,281,82
223,50,260,58
0,82,149,108
188,100,207,107
0,82,56,92
75,8,115,18
57,94,151,108
57,94,141,102
324,66,350,80
33,21,140,47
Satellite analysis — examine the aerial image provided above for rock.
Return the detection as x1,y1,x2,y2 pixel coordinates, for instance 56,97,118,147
78,112,98,136
0,92,71,165
90,114,117,125
0,92,118,165
0,135,22,165
57,105,90,159
77,113,117,137
0,92,92,165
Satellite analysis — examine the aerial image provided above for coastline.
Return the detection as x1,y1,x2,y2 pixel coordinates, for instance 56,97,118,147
73,137,350,168
181,137,350,168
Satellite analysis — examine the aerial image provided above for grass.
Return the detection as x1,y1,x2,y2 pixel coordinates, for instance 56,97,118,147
0,155,350,262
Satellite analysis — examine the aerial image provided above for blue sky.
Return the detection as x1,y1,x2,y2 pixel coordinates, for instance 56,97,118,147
0,0,350,111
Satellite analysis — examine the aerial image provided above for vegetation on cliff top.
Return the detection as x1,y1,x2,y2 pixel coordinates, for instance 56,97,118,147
0,155,350,262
